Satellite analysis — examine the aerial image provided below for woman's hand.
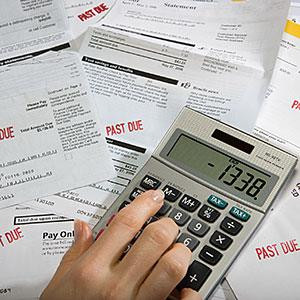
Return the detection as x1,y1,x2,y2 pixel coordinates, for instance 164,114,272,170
40,190,202,300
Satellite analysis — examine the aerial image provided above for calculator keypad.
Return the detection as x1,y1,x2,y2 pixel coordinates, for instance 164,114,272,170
179,195,201,212
198,205,220,223
177,233,199,252
210,231,233,250
169,208,190,226
120,173,254,295
187,219,210,238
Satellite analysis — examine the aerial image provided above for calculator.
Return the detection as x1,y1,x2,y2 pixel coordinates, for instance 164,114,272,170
92,107,297,299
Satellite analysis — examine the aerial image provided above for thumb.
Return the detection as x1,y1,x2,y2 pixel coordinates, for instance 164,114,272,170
50,219,93,284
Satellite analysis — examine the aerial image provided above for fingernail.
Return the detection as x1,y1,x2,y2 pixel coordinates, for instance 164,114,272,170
74,219,83,242
152,189,165,202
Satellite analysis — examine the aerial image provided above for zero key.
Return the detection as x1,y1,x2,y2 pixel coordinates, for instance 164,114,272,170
140,175,161,190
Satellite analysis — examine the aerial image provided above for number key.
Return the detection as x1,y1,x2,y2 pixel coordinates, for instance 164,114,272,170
169,208,190,226
187,219,210,237
177,233,199,252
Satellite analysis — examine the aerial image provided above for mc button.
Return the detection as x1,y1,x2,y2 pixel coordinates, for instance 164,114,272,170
140,175,161,190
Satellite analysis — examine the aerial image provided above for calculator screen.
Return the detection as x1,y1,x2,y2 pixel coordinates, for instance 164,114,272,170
165,134,278,207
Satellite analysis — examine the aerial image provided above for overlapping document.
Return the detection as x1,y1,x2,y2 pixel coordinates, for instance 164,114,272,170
227,5,300,299
29,0,291,225
0,51,115,209
0,0,70,63
0,1,296,300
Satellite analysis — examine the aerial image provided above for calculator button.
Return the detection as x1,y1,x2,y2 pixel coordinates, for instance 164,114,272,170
177,260,212,292
207,195,228,209
118,201,130,211
162,185,182,202
177,233,199,252
140,175,161,190
210,231,233,250
220,217,243,236
187,219,210,238
199,245,223,266
169,209,190,226
230,206,251,222
156,201,172,216
179,195,201,212
198,205,220,223
129,188,144,200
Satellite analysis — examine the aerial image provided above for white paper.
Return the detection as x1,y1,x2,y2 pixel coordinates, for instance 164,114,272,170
227,8,300,300
0,205,74,300
0,0,70,62
0,51,114,209
29,0,289,225
64,0,116,39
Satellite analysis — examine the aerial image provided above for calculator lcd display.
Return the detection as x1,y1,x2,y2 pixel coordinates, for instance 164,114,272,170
166,134,278,207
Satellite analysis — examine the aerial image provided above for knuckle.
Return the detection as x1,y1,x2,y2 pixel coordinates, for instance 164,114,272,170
114,210,140,231
71,265,97,288
161,251,188,280
145,222,173,247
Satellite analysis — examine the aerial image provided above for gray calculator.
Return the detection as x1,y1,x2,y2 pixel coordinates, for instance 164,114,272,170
93,107,297,299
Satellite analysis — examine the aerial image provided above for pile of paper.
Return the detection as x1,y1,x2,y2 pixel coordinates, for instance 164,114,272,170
0,0,297,299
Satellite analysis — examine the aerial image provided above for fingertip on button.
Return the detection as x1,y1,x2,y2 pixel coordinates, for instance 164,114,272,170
151,189,165,203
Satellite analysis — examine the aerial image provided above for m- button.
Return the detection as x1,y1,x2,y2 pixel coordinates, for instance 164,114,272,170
162,185,182,202
140,175,161,190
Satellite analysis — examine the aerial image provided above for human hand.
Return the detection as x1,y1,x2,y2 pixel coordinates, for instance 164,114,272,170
40,190,202,300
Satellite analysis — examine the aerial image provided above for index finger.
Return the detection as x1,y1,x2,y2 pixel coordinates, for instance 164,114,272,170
84,189,165,266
